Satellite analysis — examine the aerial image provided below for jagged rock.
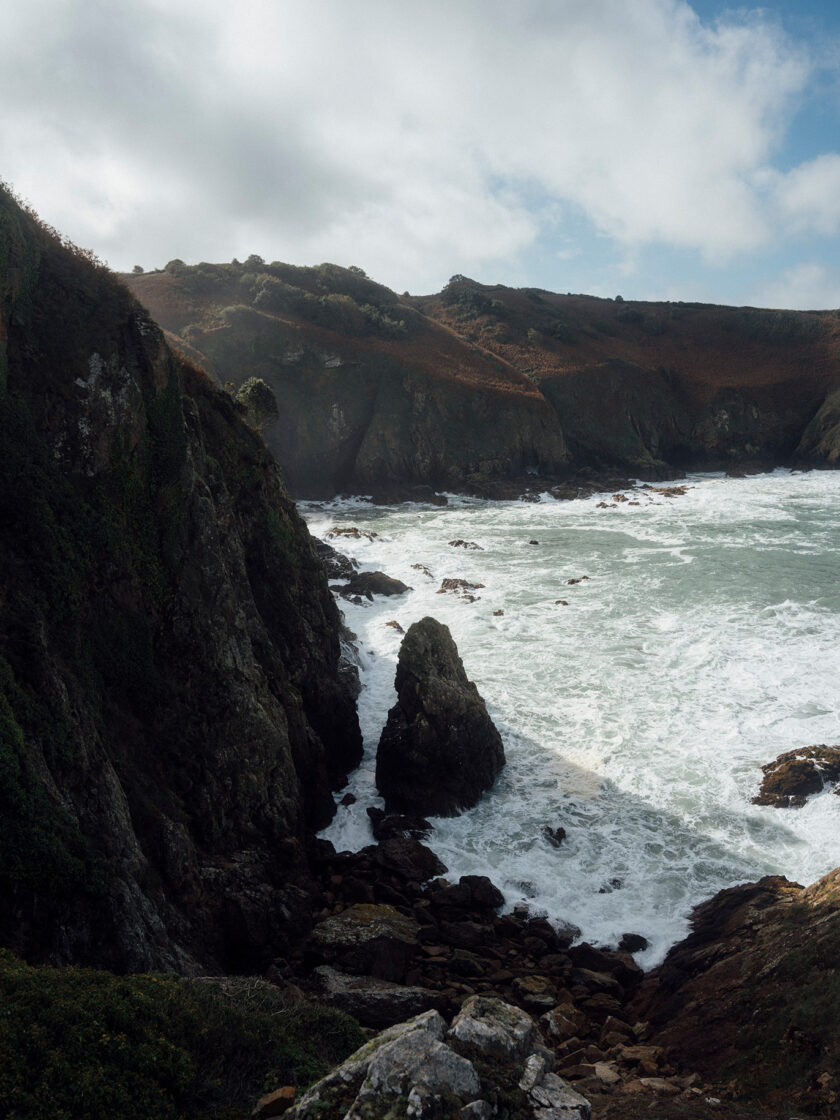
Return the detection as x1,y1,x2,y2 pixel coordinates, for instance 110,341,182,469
371,836,448,882
313,538,357,580
337,570,412,599
314,965,446,1028
375,617,505,816
366,808,434,841
449,539,484,550
449,994,536,1060
235,376,279,430
310,903,420,981
753,744,840,807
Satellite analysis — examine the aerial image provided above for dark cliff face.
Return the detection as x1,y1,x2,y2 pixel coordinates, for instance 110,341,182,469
0,187,361,974
126,267,840,495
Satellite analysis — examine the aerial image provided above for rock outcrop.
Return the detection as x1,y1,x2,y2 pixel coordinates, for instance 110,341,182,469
375,618,505,816
283,999,591,1120
630,869,840,1114
753,744,840,807
0,184,361,973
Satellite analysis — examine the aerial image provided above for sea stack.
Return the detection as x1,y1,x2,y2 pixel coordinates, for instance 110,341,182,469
375,617,505,816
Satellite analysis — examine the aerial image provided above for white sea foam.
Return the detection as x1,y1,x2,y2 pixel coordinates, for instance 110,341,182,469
302,470,840,967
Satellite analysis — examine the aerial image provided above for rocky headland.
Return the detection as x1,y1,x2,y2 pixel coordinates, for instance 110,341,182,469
125,263,840,500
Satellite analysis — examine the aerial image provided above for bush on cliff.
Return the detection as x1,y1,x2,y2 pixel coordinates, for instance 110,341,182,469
0,951,364,1120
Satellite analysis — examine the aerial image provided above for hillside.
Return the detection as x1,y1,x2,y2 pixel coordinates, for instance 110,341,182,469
0,186,361,973
126,262,840,497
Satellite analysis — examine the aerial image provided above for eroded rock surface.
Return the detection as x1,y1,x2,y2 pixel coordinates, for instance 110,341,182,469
753,743,840,807
375,617,505,816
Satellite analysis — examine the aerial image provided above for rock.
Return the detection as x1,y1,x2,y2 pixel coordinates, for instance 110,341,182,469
512,974,559,1013
543,825,567,848
753,744,840,807
437,577,486,599
449,539,484,550
310,903,420,981
493,609,505,616
411,563,434,578
618,932,648,953
367,807,433,841
339,792,356,807
337,570,412,599
373,836,448,882
314,965,446,1028
385,619,405,634
252,1086,295,1116
313,538,357,580
528,539,539,545
554,599,569,606
375,617,506,816
448,994,535,1060
286,999,590,1120
326,526,380,541
540,1003,590,1044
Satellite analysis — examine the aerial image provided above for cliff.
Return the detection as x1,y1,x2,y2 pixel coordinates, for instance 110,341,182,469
125,265,840,496
0,186,361,974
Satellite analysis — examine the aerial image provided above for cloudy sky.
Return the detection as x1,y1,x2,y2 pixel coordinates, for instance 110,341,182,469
3,0,840,307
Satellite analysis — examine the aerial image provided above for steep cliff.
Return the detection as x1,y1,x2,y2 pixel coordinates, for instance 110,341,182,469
126,266,840,495
0,186,361,974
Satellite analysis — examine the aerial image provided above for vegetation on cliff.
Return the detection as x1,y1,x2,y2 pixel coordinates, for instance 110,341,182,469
0,950,364,1120
127,264,840,497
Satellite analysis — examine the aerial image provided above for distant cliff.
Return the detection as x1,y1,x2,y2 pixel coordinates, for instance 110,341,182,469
0,186,361,974
126,264,840,495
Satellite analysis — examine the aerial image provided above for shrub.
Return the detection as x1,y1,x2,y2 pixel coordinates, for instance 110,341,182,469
0,954,365,1120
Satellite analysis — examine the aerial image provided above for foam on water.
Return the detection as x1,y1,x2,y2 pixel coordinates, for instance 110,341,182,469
302,470,840,966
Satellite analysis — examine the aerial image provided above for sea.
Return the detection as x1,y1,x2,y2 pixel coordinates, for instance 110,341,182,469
300,469,840,968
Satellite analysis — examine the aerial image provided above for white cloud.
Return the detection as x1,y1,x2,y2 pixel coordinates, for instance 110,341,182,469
750,261,840,310
0,0,832,292
774,154,840,235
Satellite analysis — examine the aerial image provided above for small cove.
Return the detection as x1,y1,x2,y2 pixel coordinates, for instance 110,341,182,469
302,469,840,967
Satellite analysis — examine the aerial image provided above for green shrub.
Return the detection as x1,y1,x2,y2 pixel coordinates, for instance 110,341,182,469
0,954,365,1120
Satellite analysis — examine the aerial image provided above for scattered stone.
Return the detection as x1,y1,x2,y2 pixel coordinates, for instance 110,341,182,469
555,599,569,606
411,563,434,578
566,576,591,585
528,539,539,545
493,609,504,616
449,994,535,1060
437,577,486,599
376,618,505,817
753,744,840,807
449,539,484,550
385,619,405,634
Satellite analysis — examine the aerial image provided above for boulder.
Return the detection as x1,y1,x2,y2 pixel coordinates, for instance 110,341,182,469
314,965,446,1028
309,903,420,981
375,617,505,816
284,998,590,1119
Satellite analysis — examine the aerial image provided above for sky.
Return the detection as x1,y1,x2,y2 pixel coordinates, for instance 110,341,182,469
3,1,840,308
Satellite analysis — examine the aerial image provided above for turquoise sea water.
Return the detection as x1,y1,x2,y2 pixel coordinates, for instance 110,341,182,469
302,470,840,966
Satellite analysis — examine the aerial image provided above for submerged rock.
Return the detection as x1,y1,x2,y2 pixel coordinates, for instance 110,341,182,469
337,570,412,599
375,617,505,816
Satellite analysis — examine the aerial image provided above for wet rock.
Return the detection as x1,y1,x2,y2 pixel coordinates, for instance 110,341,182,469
337,570,412,599
411,563,434,578
326,526,379,540
313,538,357,580
618,932,649,953
554,599,569,606
437,577,485,595
566,576,591,585
543,825,567,848
753,744,840,807
367,807,433,841
528,539,539,545
339,792,356,807
385,619,405,634
376,617,505,816
373,836,448,882
449,539,484,550
310,903,420,981
493,609,505,616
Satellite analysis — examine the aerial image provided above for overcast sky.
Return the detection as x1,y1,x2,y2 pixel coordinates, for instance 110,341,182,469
3,0,840,307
